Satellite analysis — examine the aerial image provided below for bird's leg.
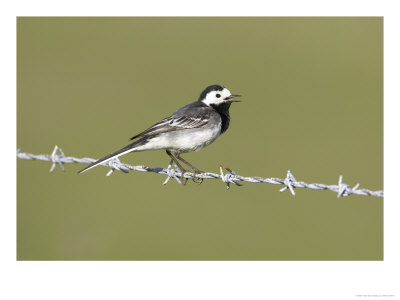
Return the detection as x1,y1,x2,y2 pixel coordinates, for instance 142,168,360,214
166,150,188,185
175,153,204,184
175,154,203,173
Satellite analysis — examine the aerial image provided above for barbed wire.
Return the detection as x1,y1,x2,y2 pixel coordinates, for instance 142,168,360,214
16,145,384,198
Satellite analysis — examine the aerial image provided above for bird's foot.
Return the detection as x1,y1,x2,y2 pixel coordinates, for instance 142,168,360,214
179,169,188,186
191,169,204,185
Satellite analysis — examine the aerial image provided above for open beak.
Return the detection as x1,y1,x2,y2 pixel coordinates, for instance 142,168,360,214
226,94,242,102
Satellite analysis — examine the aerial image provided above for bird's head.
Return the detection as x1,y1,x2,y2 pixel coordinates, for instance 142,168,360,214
198,85,241,106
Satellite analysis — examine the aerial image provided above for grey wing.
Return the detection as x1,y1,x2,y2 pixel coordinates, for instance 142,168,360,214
129,114,209,140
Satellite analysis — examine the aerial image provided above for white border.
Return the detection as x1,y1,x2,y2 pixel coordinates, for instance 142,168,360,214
2,1,398,299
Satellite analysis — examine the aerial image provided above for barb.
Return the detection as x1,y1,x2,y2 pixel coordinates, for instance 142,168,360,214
16,146,384,198
279,170,297,196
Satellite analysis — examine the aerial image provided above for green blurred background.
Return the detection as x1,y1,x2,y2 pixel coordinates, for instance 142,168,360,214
17,17,383,260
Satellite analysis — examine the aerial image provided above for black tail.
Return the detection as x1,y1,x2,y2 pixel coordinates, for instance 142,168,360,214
78,138,148,174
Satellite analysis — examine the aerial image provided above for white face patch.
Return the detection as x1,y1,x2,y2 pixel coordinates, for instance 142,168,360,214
201,88,232,106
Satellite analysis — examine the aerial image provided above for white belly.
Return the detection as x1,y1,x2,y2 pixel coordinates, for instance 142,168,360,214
133,126,221,153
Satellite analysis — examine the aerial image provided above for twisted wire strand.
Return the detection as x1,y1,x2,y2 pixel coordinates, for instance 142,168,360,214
16,146,384,198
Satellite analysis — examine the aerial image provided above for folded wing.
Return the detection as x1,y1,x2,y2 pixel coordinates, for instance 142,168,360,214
130,115,209,140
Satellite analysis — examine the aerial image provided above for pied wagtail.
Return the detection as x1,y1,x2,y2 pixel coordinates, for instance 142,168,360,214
78,84,241,184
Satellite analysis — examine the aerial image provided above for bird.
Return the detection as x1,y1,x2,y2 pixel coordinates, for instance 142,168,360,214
78,84,241,184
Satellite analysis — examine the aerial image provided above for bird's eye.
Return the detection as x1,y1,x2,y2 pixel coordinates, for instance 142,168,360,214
216,94,221,98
